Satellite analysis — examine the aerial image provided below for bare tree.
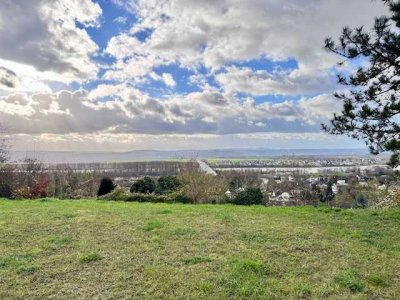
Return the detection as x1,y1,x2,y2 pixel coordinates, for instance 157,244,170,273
0,123,9,164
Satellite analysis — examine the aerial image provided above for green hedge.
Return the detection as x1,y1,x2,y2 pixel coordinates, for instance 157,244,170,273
98,188,190,203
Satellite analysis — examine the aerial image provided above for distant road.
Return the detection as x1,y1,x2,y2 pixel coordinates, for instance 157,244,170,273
197,159,217,176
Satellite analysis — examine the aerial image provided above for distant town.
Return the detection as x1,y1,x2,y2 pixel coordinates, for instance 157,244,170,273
2,153,397,209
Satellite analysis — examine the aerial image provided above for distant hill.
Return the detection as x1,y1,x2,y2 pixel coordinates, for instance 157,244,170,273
9,148,373,164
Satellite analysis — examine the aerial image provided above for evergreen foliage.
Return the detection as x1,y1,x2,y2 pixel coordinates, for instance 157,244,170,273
324,0,400,166
97,177,115,197
232,188,264,205
155,175,180,194
130,176,156,194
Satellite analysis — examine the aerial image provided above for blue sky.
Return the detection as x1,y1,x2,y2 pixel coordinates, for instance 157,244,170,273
0,0,389,151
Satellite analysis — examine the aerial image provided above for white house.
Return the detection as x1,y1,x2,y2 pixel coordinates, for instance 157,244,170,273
332,184,339,195
277,192,291,202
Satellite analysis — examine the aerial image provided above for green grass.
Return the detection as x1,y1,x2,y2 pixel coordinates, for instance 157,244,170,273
0,199,399,299
79,252,102,263
184,256,213,265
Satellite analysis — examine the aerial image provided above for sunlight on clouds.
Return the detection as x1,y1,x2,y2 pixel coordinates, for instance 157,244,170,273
9,132,360,152
0,0,389,150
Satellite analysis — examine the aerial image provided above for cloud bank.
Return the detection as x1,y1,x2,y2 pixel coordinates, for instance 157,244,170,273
0,0,388,150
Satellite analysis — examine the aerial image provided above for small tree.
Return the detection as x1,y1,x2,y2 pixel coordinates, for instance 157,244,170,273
232,187,264,206
227,172,260,192
325,181,335,206
0,124,12,198
155,175,180,194
97,177,115,197
178,169,228,203
30,176,50,199
0,123,9,164
0,183,12,198
130,176,156,194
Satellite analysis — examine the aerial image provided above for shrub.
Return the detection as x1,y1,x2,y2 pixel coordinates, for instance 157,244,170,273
227,172,260,192
30,177,49,198
155,175,180,194
98,187,129,201
126,193,164,203
130,176,156,194
0,183,12,198
12,187,31,199
126,193,190,203
178,169,228,203
388,188,400,207
354,193,367,209
10,178,49,199
99,188,190,204
232,188,264,205
97,177,115,197
333,188,356,208
169,191,191,204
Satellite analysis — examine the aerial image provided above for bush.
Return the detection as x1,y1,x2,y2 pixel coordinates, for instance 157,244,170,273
126,193,163,203
12,187,31,199
97,177,115,197
178,170,228,203
232,188,264,205
170,191,191,204
0,183,12,198
98,187,129,201
30,178,49,198
155,175,180,194
354,194,367,209
386,188,400,207
99,188,190,204
130,176,156,194
126,192,189,203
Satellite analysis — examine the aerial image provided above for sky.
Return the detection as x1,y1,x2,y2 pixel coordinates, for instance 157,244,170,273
0,0,390,152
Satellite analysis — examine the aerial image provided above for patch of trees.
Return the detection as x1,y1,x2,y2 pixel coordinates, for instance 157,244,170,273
230,188,264,205
98,170,266,206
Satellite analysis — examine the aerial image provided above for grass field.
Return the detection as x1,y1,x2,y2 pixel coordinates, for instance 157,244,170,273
0,199,399,299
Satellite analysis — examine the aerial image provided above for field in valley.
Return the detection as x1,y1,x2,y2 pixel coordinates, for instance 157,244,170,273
0,199,399,299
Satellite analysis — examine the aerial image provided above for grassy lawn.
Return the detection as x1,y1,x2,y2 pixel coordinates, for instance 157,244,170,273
0,199,399,299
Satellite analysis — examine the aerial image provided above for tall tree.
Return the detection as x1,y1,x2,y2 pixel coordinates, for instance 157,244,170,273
323,0,400,167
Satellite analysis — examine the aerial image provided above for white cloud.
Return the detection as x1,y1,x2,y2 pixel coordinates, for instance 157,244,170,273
298,94,342,125
113,16,128,24
0,0,388,151
9,132,362,152
0,88,339,135
0,0,101,82
106,0,387,82
216,66,337,96
161,73,176,87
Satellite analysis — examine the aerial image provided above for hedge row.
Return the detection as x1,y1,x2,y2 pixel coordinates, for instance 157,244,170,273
98,188,190,203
